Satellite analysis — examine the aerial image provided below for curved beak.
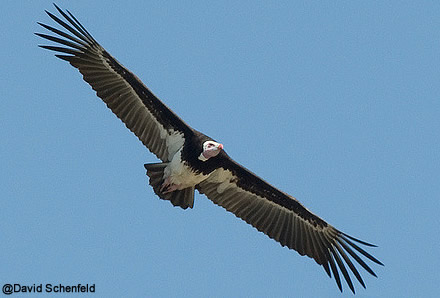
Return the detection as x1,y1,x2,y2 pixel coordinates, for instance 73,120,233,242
218,143,224,150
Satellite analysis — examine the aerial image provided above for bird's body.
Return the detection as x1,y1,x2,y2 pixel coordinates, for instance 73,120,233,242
37,4,383,294
166,148,207,189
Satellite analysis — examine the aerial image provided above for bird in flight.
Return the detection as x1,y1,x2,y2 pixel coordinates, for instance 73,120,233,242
36,4,383,294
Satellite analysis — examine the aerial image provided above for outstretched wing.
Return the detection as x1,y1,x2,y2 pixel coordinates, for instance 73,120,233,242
36,4,193,162
197,154,383,294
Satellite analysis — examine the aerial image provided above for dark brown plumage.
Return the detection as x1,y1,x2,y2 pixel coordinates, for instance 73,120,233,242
37,4,383,293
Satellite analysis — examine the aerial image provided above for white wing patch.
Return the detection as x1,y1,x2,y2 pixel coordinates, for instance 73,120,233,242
207,168,238,194
209,168,234,183
166,131,185,161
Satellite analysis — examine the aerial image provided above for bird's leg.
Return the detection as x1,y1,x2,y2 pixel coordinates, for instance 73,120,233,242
160,177,180,194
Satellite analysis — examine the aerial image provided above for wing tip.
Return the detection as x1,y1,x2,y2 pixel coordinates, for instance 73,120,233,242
340,231,378,247
53,2,62,13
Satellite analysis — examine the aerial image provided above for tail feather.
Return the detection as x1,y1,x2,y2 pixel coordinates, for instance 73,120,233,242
144,162,195,209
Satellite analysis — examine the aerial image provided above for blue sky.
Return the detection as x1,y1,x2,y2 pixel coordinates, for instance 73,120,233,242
1,1,439,297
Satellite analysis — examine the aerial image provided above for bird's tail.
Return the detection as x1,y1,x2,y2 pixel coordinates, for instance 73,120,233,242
144,162,195,209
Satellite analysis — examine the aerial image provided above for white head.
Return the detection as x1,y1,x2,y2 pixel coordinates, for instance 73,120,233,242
198,141,224,161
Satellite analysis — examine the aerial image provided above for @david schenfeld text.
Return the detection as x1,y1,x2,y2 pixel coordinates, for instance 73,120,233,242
5,283,95,294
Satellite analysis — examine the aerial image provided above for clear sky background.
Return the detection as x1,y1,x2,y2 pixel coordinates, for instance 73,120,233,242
1,1,439,297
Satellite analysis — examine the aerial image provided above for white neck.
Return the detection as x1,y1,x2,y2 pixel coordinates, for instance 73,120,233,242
198,152,208,161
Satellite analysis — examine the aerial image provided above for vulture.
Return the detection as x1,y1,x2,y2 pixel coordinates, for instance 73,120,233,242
36,4,383,294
